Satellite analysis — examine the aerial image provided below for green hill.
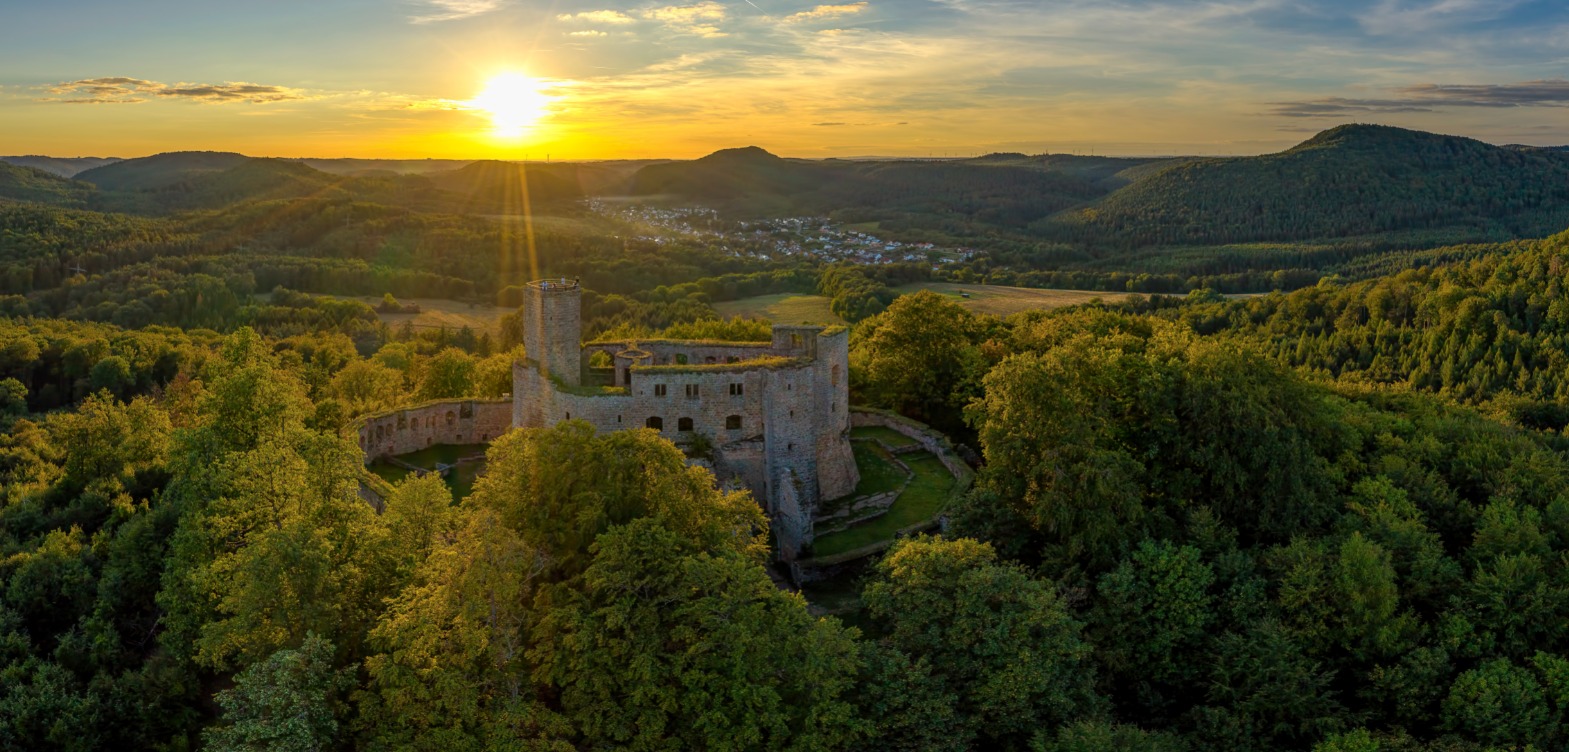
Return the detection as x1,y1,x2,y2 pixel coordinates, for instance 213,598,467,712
424,160,583,209
73,151,251,191
1033,124,1569,248
0,155,121,178
964,152,1197,189
70,156,456,214
630,146,1109,226
0,162,97,208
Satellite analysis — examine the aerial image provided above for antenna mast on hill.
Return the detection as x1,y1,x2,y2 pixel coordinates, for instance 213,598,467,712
68,264,87,276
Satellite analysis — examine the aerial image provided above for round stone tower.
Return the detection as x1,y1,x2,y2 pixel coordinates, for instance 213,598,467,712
522,279,582,386
613,347,652,387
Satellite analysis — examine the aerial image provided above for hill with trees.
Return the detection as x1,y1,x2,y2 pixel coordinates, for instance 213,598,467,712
1035,124,1569,248
631,146,1111,225
0,163,97,208
0,155,121,178
422,159,583,207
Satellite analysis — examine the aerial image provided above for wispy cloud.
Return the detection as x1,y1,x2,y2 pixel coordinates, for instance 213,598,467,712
783,2,867,22
408,0,504,24
1357,0,1533,35
570,30,609,36
40,77,307,104
558,9,636,23
643,2,729,35
1268,78,1569,117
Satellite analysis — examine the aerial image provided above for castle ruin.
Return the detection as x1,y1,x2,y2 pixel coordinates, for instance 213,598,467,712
510,279,860,559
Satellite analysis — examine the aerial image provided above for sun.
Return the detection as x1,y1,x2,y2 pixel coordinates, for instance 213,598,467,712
470,73,552,137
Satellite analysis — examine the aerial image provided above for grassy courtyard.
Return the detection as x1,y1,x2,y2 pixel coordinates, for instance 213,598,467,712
849,425,919,448
367,443,489,500
811,449,957,558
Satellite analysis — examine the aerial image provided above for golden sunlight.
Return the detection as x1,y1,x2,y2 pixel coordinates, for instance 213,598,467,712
469,73,552,137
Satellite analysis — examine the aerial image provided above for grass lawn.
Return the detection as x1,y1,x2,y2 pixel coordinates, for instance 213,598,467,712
848,441,909,497
366,443,489,500
812,451,956,557
712,293,847,326
850,425,918,448
891,281,1130,317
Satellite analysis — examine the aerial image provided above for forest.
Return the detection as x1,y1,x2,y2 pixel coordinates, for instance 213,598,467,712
10,127,1569,750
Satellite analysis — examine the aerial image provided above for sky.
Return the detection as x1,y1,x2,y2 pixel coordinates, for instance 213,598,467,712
2,0,1569,159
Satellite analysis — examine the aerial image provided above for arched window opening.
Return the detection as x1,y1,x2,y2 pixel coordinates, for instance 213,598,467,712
675,353,689,365
678,417,694,431
647,416,663,430
726,415,742,430
446,411,456,426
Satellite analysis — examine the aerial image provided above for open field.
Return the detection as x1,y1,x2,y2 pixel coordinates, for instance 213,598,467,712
712,293,847,325
260,294,512,335
714,282,1128,325
891,282,1130,317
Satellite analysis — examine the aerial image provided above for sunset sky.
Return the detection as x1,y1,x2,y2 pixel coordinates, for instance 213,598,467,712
4,0,1569,159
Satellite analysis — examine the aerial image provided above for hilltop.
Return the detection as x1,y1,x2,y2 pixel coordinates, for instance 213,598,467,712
423,160,583,208
74,151,253,191
1033,124,1569,248
0,162,97,208
0,155,121,178
630,146,1109,225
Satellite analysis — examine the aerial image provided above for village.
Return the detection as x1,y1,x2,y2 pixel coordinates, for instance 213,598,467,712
583,198,984,267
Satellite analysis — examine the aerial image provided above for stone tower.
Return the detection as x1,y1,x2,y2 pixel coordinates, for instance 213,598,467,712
521,279,582,386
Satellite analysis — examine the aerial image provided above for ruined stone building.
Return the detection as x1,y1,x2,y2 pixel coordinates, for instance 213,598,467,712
510,278,860,559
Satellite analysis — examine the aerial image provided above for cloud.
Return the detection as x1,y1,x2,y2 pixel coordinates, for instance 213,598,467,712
41,78,306,104
1358,0,1532,35
1268,79,1569,117
813,121,846,125
1393,79,1569,106
409,0,504,24
570,29,609,35
643,2,728,34
783,2,867,22
557,9,635,23
58,97,149,104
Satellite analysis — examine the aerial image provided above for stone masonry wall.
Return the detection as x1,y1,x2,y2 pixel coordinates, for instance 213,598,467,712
355,399,513,461
522,281,582,386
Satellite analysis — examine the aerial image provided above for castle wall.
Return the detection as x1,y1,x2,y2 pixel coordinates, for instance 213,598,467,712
355,399,513,460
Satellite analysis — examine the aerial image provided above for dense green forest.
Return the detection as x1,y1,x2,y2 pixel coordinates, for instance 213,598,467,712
1032,125,1569,249
14,127,1569,750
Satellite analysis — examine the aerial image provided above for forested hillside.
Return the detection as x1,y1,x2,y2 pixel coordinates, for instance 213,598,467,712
0,156,121,178
0,163,97,209
1035,125,1569,248
631,146,1111,225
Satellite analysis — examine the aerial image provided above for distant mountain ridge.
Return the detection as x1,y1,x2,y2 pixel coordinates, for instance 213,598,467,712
630,146,1112,225
0,156,121,178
